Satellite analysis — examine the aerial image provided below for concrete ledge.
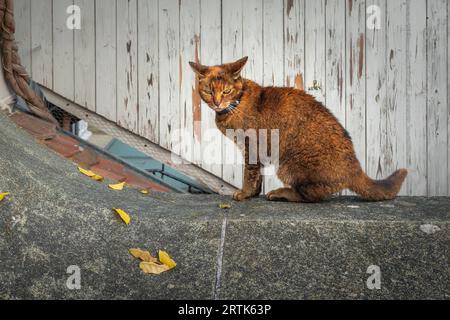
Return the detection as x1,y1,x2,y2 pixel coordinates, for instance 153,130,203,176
0,112,449,299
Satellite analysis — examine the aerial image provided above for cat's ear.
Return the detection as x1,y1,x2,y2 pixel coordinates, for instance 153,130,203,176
228,56,248,79
189,61,209,78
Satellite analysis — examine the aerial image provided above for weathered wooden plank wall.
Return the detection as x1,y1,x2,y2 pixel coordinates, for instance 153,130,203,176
159,0,180,152
448,0,450,197
53,0,74,101
14,0,449,196
406,0,427,196
14,0,31,73
222,0,244,189
116,0,138,133
137,0,159,143
326,0,345,125
74,0,96,111
347,0,367,178
263,0,285,192
199,0,222,178
180,0,201,166
427,0,448,196
366,0,385,185
95,0,116,121
30,0,52,88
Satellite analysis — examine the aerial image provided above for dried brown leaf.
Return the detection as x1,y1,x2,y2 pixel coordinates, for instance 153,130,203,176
129,248,158,263
139,261,170,275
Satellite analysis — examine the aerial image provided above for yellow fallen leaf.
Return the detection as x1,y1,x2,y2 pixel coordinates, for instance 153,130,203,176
139,261,170,275
78,167,104,182
129,248,158,263
0,192,10,202
78,167,95,177
109,182,125,191
219,203,231,209
159,250,177,270
140,189,149,195
113,208,131,225
91,174,104,181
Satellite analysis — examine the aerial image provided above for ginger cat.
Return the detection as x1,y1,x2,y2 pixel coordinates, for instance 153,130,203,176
190,57,407,202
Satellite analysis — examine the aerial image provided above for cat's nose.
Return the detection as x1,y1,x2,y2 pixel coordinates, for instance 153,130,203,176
213,97,222,107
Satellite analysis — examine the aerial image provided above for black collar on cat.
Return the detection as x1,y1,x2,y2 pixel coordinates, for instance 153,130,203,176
217,100,240,116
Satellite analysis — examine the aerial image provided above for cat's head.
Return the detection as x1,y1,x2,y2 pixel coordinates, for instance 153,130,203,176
189,57,248,113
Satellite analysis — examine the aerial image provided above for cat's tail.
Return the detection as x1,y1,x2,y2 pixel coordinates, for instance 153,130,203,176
350,169,408,201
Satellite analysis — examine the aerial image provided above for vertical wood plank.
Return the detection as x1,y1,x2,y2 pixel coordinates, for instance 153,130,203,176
159,0,180,151
386,0,408,194
243,0,264,194
222,0,244,188
405,0,427,195
448,0,450,197
325,0,346,124
180,0,201,165
385,0,406,194
74,0,96,111
346,0,367,176
243,0,263,84
200,0,223,178
14,0,31,73
263,0,285,193
53,0,74,100
305,0,325,103
427,0,448,196
222,0,243,63
263,0,284,87
95,0,117,121
285,0,305,91
116,0,138,133
137,0,159,143
366,0,387,182
31,0,53,88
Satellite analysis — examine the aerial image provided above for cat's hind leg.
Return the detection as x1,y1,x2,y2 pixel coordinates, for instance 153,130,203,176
294,183,344,203
266,188,303,202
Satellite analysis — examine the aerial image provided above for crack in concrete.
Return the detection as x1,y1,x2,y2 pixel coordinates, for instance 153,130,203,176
213,216,228,300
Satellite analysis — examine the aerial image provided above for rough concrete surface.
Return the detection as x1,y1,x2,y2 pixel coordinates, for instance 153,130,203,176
0,111,449,300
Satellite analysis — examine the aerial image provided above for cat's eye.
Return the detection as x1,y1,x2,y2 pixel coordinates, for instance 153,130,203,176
223,89,232,95
202,89,212,95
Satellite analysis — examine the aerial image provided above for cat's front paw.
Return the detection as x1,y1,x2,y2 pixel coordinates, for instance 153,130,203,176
233,190,252,201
